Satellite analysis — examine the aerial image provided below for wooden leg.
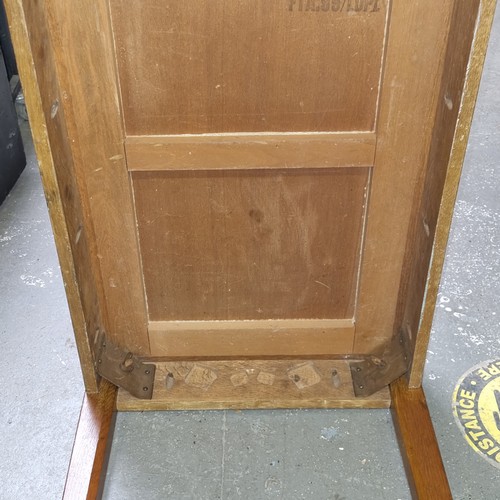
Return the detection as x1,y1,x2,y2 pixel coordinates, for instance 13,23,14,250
390,377,452,499
63,380,117,500
63,376,451,498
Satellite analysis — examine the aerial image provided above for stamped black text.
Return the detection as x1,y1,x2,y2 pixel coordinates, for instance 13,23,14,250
288,0,381,13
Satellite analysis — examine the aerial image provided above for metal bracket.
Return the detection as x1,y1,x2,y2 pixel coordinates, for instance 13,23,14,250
95,333,156,399
350,329,411,397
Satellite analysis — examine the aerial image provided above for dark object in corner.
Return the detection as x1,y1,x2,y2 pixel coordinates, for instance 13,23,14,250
0,45,25,206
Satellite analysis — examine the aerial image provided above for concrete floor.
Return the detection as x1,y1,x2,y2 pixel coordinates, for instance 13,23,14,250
0,119,84,499
1,8,499,500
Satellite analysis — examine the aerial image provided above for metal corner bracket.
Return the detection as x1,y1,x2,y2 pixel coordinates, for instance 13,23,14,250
350,329,411,397
95,332,156,399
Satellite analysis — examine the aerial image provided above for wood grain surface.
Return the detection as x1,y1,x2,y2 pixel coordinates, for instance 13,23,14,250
355,0,456,353
409,0,497,387
396,0,480,386
125,132,376,171
117,360,390,410
133,168,368,321
4,0,104,390
63,381,117,499
109,0,387,135
42,0,150,354
391,377,452,499
149,319,354,358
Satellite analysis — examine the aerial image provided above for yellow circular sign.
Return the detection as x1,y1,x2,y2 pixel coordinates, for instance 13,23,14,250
452,360,500,468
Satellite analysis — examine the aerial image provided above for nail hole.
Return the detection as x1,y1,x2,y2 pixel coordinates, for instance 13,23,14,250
50,99,59,119
166,372,175,390
423,218,430,237
75,224,83,245
444,94,453,110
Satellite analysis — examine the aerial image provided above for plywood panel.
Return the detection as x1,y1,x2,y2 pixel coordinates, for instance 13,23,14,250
149,319,354,358
133,168,369,321
117,360,391,410
109,0,388,135
125,132,376,171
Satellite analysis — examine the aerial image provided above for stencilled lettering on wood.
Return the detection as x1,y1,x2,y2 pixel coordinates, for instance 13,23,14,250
288,0,382,13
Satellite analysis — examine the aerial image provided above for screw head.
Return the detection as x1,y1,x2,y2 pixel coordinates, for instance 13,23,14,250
143,387,149,392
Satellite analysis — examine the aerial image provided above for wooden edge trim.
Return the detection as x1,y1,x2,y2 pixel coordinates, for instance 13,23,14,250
63,381,117,500
149,319,355,358
117,393,391,411
125,132,376,171
3,0,99,390
408,0,498,387
390,378,452,500
150,318,354,331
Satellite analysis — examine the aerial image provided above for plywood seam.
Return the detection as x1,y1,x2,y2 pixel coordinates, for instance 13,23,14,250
352,167,373,325
372,0,393,134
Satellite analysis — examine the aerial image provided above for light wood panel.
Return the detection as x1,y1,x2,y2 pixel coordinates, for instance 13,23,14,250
117,360,391,410
109,0,387,135
125,132,376,171
409,0,496,387
355,0,456,353
42,0,149,353
149,319,354,358
133,168,369,321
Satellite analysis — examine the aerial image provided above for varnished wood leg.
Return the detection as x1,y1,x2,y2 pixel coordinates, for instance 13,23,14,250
64,377,451,499
63,380,117,500
390,377,452,499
